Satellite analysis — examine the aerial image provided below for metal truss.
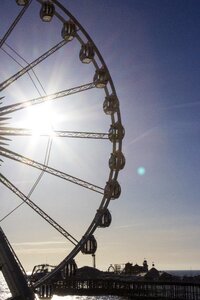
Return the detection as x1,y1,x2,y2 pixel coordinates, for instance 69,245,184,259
0,1,32,49
0,39,67,92
0,82,95,116
0,173,78,245
0,146,104,195
0,127,108,139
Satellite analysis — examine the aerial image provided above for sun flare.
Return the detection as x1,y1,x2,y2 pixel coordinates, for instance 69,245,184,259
19,103,58,137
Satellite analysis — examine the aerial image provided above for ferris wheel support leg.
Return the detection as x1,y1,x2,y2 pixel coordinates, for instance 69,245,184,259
0,227,35,300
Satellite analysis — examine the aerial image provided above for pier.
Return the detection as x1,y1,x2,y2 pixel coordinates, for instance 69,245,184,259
52,278,200,299
33,267,200,300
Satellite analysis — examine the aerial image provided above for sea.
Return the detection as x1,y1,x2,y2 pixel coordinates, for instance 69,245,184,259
1,271,200,300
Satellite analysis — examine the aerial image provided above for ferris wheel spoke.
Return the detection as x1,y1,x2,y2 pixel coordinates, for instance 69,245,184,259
0,1,32,49
0,39,67,92
51,130,109,139
0,82,95,116
0,146,104,194
1,43,46,97
0,127,109,140
0,172,78,245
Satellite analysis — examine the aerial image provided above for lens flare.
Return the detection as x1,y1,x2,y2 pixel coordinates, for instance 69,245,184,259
137,166,146,176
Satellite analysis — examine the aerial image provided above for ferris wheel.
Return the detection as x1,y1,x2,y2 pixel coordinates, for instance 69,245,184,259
0,0,125,289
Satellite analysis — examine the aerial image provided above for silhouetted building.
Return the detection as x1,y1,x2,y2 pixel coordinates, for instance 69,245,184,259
145,267,160,280
124,260,148,275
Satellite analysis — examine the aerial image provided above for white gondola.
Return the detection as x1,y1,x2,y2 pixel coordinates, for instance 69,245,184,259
93,67,108,88
109,151,125,171
108,122,125,142
81,235,97,254
61,21,76,41
104,179,121,199
103,94,119,115
40,1,55,22
79,43,95,63
16,0,29,5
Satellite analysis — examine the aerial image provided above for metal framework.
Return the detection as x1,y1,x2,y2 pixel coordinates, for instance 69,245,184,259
0,146,104,194
0,82,96,115
0,0,125,295
0,127,108,139
0,173,78,245
0,39,68,92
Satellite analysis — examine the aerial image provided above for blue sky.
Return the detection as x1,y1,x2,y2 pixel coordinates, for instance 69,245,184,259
0,0,200,272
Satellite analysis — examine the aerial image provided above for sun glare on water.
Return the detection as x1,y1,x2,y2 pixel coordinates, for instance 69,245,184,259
51,296,73,300
35,295,75,300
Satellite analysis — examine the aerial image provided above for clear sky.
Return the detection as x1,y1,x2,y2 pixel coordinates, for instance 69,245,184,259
0,0,200,272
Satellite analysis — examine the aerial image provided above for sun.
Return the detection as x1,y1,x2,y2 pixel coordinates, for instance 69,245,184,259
19,102,58,137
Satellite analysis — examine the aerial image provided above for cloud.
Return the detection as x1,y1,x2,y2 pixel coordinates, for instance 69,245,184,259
160,100,200,111
13,240,72,255
12,240,67,247
127,126,158,147
113,224,135,229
